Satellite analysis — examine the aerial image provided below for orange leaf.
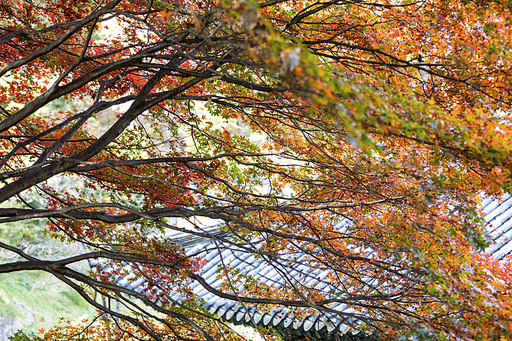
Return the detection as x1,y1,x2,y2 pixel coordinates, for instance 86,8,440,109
159,8,174,21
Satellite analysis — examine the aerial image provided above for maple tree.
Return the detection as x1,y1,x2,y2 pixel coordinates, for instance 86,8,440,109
1,0,512,340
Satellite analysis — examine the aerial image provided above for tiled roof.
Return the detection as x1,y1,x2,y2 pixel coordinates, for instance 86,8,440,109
92,196,512,340
184,239,367,341
483,194,512,260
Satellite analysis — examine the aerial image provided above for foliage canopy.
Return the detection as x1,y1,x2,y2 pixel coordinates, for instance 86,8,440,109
1,0,512,339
